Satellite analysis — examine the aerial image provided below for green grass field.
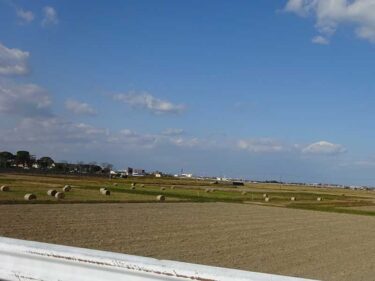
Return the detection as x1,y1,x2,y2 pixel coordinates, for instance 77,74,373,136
1,173,375,216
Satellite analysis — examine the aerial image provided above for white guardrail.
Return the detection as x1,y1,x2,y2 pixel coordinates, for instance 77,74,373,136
0,236,319,281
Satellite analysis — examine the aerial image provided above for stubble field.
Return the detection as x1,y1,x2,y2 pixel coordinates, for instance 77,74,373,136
1,202,374,281
1,173,375,281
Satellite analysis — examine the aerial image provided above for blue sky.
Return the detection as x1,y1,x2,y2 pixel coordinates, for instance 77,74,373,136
2,0,375,185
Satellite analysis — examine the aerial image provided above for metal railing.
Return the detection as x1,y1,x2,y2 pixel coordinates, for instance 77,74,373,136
0,236,318,281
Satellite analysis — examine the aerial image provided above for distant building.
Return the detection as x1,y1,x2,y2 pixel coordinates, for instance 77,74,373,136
132,168,145,176
116,170,128,178
216,177,229,182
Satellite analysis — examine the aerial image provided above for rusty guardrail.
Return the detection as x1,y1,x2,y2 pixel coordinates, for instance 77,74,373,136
0,236,319,281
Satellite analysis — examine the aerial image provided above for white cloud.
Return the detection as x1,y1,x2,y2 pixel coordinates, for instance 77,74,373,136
65,99,96,115
42,6,58,26
0,117,107,145
169,137,200,147
0,116,208,166
312,35,330,44
16,9,34,24
285,0,375,43
0,43,29,75
285,0,310,16
109,129,201,149
161,128,185,136
238,139,287,153
302,141,346,155
113,91,185,114
0,80,52,117
108,129,158,148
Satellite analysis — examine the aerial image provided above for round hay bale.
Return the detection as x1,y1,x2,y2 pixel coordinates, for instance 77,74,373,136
101,189,111,195
0,185,10,192
47,189,57,196
291,197,296,201
63,185,71,192
55,192,65,199
241,191,247,195
317,197,322,201
24,193,36,201
263,193,268,198
160,187,166,191
156,195,165,201
264,197,270,202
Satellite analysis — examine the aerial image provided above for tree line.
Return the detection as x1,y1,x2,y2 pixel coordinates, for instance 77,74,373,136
0,150,113,174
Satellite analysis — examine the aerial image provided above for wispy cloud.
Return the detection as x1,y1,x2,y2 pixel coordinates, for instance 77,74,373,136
65,99,96,115
16,9,35,24
108,129,158,148
1,1,35,25
238,138,287,153
302,141,346,155
113,91,185,114
0,43,52,117
0,43,30,75
161,128,185,136
3,117,108,145
42,6,58,26
284,0,375,43
0,79,52,117
169,137,200,147
312,35,330,45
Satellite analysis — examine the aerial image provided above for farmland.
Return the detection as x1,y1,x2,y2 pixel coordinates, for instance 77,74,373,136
1,173,375,281
1,202,375,281
1,173,375,215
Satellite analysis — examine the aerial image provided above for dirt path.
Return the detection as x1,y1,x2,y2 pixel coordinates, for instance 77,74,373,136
0,202,374,281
